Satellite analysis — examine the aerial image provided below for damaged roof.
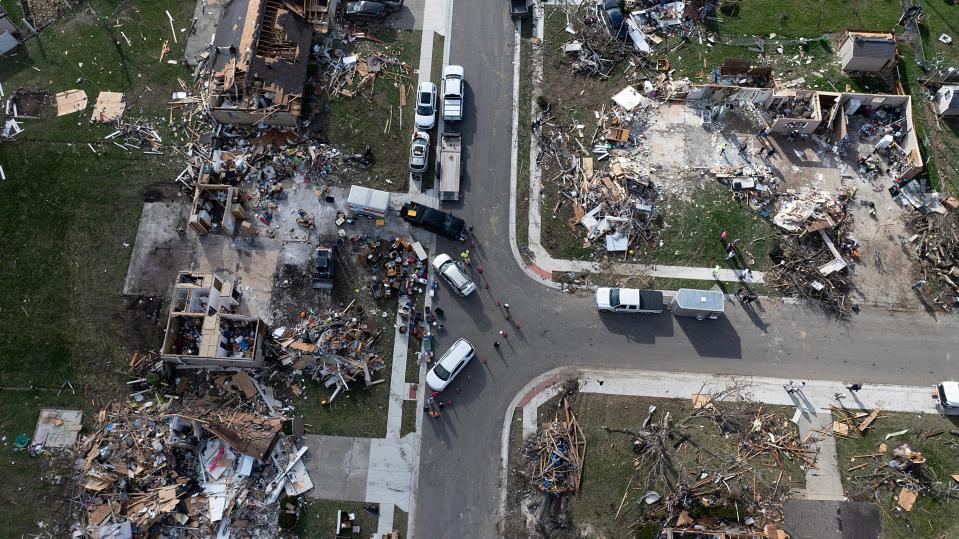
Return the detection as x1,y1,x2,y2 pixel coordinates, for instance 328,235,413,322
847,32,896,59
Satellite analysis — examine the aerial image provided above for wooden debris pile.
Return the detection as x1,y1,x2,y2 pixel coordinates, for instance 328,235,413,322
104,120,165,154
604,385,813,532
76,397,298,536
829,407,959,512
271,299,386,402
521,397,587,494
765,188,858,316
905,208,959,311
555,1,702,78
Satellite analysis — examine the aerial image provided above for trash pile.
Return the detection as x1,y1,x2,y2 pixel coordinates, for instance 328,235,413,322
558,1,703,77
830,408,952,516
905,205,959,311
521,396,587,495
271,299,386,402
104,120,165,154
764,188,858,315
76,396,311,537
603,385,813,531
319,44,415,100
537,86,682,257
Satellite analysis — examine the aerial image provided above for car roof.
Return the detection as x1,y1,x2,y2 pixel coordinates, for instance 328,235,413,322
440,260,470,288
417,81,435,93
941,381,959,401
444,65,464,77
616,288,641,305
439,338,473,368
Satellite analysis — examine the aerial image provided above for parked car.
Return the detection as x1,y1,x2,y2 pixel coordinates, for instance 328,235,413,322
400,201,466,240
601,0,627,39
432,253,476,297
343,1,388,21
594,287,664,314
414,82,436,130
936,382,959,408
426,338,475,391
312,246,334,290
409,131,430,174
442,65,464,122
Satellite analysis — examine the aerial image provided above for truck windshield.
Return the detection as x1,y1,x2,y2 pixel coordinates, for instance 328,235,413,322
609,288,620,307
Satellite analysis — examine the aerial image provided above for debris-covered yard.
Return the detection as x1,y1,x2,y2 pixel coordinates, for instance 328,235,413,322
529,3,959,316
311,27,423,192
833,407,959,538
507,384,810,538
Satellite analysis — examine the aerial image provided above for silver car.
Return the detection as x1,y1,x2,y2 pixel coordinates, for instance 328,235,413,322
409,131,430,174
414,82,436,130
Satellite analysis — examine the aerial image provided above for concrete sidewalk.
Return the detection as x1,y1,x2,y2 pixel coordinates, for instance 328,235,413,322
501,367,944,514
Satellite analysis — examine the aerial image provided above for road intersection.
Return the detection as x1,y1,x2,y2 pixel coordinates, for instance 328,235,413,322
412,1,959,537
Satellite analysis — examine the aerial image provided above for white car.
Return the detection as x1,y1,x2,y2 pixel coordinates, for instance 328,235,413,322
432,253,476,296
426,338,475,391
442,65,464,122
936,382,959,408
594,287,664,314
409,131,430,174
414,82,436,130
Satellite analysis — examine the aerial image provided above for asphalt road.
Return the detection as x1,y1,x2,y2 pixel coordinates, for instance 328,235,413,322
413,4,959,538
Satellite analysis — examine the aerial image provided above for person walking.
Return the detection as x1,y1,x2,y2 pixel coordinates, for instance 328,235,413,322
720,143,729,156
712,264,722,278
846,383,863,392
493,340,500,348
498,330,508,338
460,250,471,266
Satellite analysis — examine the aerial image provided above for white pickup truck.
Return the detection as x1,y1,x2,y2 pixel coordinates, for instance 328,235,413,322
442,65,464,122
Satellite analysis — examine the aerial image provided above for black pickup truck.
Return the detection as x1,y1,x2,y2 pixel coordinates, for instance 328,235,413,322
400,202,466,241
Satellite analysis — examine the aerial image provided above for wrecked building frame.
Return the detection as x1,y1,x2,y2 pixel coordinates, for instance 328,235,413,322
160,271,267,368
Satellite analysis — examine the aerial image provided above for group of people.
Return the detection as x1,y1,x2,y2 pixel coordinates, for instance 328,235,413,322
424,391,453,418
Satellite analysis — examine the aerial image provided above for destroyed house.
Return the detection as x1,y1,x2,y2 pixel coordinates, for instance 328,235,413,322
160,272,266,367
686,85,923,179
189,183,246,234
838,31,897,73
206,0,313,126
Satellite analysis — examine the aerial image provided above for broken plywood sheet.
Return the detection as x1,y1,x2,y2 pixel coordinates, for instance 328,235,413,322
55,89,88,116
33,409,83,448
90,91,126,123
897,487,917,511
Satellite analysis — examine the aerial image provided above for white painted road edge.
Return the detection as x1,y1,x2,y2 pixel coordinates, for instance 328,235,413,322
496,366,948,522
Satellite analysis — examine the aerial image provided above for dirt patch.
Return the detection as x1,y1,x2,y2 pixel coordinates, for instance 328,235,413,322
142,182,182,202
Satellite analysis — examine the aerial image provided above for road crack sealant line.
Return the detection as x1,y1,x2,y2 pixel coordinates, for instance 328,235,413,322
496,366,948,521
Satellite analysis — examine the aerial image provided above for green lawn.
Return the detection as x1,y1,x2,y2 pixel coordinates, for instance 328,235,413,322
0,2,193,537
291,369,391,439
516,36,533,261
716,0,902,38
835,410,959,538
322,29,421,192
917,0,959,67
292,500,379,538
401,399,417,437
531,393,804,537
